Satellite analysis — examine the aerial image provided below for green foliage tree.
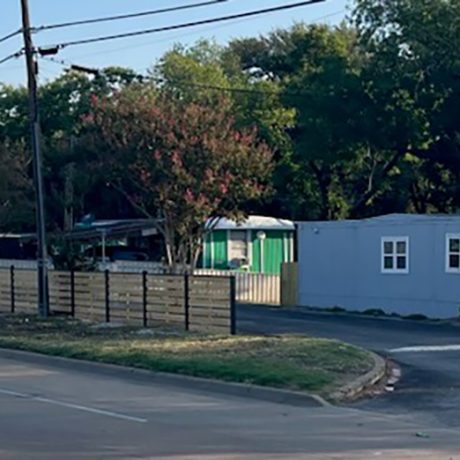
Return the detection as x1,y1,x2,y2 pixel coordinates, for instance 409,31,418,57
353,0,460,214
0,141,34,231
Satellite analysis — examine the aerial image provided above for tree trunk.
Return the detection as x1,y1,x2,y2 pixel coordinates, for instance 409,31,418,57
349,148,406,218
410,182,428,213
310,161,332,220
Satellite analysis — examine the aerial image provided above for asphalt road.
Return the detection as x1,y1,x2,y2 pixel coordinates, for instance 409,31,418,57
238,305,460,428
1,352,460,460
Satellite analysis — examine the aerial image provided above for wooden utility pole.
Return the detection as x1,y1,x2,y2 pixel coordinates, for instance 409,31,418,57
20,0,49,317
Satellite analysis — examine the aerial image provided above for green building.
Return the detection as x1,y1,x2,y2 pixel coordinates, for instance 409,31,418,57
201,216,295,275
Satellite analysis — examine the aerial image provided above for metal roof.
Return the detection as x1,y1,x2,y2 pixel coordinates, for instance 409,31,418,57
68,219,160,241
297,213,460,229
211,215,295,231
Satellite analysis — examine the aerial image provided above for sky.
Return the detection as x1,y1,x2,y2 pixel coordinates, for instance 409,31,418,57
0,0,350,86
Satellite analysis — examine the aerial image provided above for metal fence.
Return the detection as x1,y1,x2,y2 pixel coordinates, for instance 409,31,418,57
0,267,236,335
194,269,281,305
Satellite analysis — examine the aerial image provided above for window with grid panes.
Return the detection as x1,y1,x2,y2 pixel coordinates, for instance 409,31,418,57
446,234,460,273
381,237,409,274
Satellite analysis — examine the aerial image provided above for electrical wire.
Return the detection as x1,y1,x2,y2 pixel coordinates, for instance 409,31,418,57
67,8,345,62
41,0,325,50
33,0,229,32
40,55,311,99
0,50,23,66
154,79,303,98
0,28,22,45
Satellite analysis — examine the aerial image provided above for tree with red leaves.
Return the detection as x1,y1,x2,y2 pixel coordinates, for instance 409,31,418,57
86,87,272,271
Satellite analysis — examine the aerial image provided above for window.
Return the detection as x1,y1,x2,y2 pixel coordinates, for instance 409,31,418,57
446,234,460,273
229,231,249,263
381,237,409,274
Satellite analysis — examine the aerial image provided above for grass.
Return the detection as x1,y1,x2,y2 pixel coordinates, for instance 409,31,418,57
0,314,374,396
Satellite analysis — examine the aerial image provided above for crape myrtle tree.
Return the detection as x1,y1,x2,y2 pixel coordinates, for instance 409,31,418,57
84,86,273,272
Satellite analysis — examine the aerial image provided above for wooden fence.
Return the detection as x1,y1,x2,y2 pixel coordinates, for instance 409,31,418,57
0,267,236,335
280,262,298,306
194,269,280,305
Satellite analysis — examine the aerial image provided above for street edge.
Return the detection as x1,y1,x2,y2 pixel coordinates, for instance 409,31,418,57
329,351,387,402
255,303,460,328
0,347,330,408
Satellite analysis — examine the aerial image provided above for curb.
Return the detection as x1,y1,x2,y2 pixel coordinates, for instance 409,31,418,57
260,304,460,328
330,351,387,402
0,347,328,408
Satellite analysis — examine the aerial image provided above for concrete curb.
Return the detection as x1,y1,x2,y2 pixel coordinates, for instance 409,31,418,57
330,351,387,402
265,304,460,327
0,347,328,408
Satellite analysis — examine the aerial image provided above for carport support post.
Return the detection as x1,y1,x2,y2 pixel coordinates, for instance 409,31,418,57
230,276,236,335
10,265,15,314
105,269,110,323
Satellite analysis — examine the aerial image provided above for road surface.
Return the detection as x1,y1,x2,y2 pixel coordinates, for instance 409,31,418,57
0,352,459,459
238,305,460,428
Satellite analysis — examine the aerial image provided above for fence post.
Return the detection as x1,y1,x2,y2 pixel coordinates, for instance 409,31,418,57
105,270,110,323
10,265,15,314
230,276,236,335
142,271,148,327
70,270,76,317
184,274,190,331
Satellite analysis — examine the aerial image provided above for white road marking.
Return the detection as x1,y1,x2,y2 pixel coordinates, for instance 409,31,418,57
0,387,147,423
0,388,28,398
389,344,460,353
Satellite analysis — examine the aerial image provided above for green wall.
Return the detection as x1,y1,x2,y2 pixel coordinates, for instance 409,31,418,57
204,228,294,274
250,230,293,274
251,231,261,272
212,230,228,269
202,233,212,268
264,231,284,274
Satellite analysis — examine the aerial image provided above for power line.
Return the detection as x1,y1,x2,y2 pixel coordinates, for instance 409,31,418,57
33,0,229,32
156,78,317,100
41,56,100,75
67,8,345,62
0,28,22,45
0,50,23,65
41,0,325,50
40,55,311,99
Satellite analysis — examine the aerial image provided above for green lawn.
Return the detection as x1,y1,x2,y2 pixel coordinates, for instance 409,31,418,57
0,314,374,396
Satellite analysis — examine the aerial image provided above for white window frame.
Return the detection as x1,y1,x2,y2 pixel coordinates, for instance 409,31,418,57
446,233,460,274
227,230,252,266
381,236,409,274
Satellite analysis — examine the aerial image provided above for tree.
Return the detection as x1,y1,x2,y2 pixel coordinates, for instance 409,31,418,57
230,24,386,219
154,40,296,218
85,86,273,271
353,0,460,214
0,67,144,232
0,141,34,231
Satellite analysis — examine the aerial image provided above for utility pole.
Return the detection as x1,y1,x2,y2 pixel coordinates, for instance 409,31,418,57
20,0,49,317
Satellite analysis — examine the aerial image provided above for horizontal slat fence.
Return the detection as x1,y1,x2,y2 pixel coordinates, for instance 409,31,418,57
146,275,185,327
73,272,106,323
49,271,73,314
109,272,144,326
14,269,38,313
0,268,11,312
189,276,234,334
0,267,235,334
